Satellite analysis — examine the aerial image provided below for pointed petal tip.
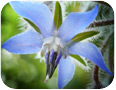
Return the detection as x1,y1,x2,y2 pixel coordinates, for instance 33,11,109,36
110,73,114,75
95,4,98,9
91,4,98,17
68,42,114,76
58,4,99,42
94,4,98,12
1,30,43,54
2,42,10,51
58,85,62,89
107,71,114,75
2,43,5,49
58,82,63,89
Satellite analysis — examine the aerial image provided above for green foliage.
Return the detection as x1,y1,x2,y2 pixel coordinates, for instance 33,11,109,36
89,36,104,47
72,31,99,42
70,55,87,66
97,4,114,20
64,2,81,16
54,1,62,29
24,18,41,33
1,3,21,44
1,53,49,89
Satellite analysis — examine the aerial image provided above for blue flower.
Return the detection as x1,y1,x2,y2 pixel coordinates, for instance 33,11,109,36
2,1,113,89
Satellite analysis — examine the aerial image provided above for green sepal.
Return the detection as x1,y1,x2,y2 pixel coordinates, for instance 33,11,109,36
54,1,62,29
24,18,41,33
70,54,87,66
72,31,99,42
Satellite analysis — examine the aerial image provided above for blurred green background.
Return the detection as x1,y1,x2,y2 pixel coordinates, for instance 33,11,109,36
1,1,114,89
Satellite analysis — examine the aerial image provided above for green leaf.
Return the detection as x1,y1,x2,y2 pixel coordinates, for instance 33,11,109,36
72,31,99,42
54,1,62,29
23,18,41,33
70,54,87,66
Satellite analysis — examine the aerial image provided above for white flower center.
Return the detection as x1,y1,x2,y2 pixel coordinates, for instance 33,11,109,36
41,36,65,55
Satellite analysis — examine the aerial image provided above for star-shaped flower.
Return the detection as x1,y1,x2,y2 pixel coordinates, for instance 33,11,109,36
2,1,113,89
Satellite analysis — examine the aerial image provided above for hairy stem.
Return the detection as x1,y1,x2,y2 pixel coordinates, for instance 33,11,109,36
93,65,102,88
88,19,114,28
101,32,114,55
108,32,114,72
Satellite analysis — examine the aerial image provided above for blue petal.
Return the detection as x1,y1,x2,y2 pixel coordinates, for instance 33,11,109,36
68,42,113,75
9,1,56,38
58,5,98,42
2,30,43,54
58,56,75,89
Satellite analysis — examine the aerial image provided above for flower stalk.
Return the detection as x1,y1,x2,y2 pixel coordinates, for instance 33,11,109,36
93,65,102,89
88,19,114,28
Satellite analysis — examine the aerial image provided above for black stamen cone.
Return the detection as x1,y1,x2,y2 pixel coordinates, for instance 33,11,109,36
46,52,58,78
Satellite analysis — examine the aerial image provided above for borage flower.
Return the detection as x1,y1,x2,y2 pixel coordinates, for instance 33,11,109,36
2,1,113,89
